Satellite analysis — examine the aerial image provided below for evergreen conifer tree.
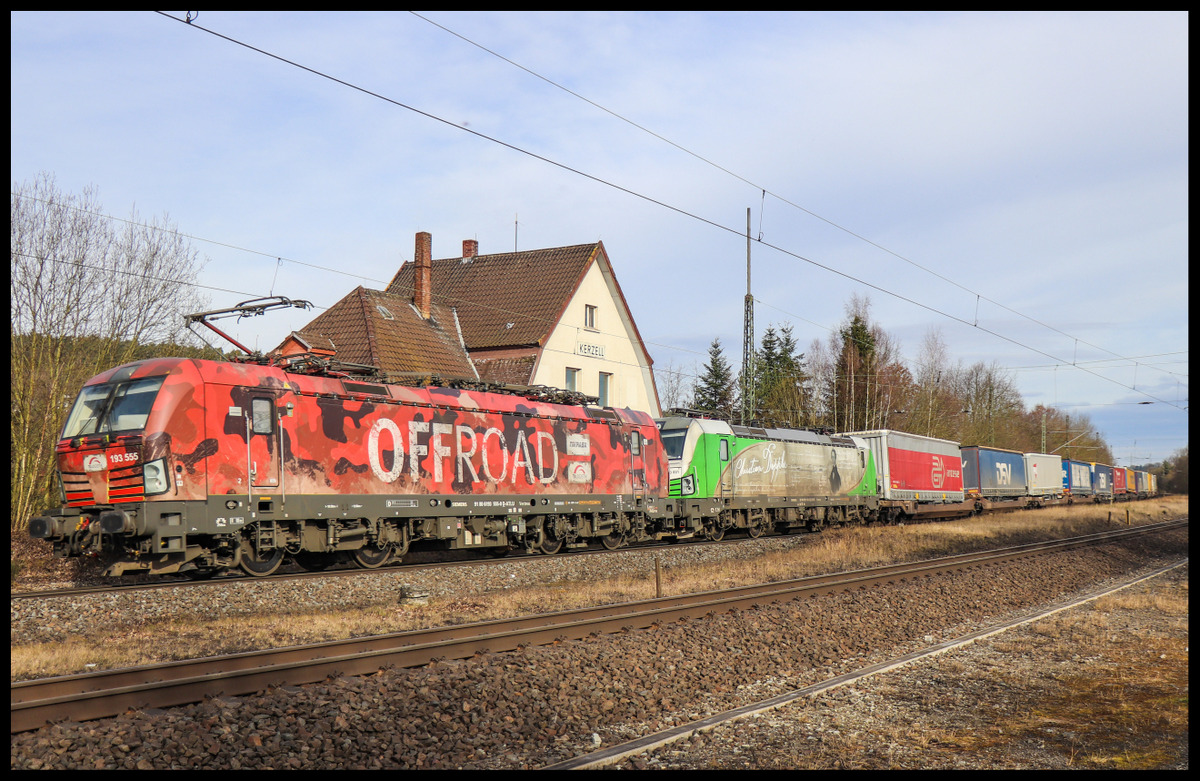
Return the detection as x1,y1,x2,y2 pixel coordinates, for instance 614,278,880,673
692,338,737,419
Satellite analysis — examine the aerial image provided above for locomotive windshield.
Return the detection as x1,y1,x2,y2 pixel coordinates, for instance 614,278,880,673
61,376,166,438
660,429,688,460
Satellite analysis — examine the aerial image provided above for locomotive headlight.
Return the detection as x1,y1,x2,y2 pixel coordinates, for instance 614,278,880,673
143,459,171,496
681,474,696,496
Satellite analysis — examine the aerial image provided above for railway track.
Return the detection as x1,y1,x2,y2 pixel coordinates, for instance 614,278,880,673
11,519,1184,734
11,534,791,601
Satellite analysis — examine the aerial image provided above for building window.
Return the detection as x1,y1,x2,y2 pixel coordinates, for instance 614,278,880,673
584,304,597,330
598,372,611,407
565,367,579,392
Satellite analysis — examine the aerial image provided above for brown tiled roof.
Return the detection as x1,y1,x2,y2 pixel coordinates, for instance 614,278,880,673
285,287,478,381
472,353,538,385
386,243,599,350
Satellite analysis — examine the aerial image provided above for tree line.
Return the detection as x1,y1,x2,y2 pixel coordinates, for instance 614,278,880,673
670,294,1186,489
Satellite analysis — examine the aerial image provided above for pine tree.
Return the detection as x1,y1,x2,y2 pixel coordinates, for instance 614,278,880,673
692,338,737,419
755,323,809,427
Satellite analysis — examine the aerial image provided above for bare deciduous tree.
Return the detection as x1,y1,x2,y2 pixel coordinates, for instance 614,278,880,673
11,173,211,530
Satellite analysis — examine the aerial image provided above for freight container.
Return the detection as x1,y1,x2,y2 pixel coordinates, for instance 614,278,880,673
1125,468,1137,495
1112,465,1127,496
840,430,964,502
1090,463,1114,499
1065,459,1093,496
961,446,1027,499
1023,452,1063,498
1135,470,1150,496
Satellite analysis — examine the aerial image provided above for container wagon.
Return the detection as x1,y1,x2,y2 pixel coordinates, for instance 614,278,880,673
1135,470,1151,498
961,446,1027,501
1112,465,1128,498
1023,452,1063,501
1064,459,1094,498
1090,463,1114,502
840,430,964,520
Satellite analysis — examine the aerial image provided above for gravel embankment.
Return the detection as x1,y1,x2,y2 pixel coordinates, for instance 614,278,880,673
10,529,1188,770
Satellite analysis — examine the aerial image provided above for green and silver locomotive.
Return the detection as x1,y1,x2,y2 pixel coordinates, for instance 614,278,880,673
656,414,879,540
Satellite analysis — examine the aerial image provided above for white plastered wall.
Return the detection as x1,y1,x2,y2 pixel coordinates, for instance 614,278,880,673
532,258,661,416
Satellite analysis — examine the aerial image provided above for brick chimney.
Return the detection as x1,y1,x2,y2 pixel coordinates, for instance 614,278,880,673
414,231,432,320
463,238,478,259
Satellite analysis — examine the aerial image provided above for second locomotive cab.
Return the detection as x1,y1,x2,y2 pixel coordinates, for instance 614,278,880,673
656,415,878,539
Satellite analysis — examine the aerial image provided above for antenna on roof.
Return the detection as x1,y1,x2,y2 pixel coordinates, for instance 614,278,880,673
514,212,518,252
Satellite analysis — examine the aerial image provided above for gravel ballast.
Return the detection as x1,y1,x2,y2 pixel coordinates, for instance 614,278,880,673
10,528,1188,770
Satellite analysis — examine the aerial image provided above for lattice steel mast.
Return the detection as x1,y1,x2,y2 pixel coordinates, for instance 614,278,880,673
742,208,754,425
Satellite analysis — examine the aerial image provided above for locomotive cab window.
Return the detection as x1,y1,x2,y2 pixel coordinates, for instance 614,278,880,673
251,398,274,434
61,376,166,438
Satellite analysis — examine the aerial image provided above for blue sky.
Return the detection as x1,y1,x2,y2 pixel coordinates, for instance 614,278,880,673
10,11,1188,465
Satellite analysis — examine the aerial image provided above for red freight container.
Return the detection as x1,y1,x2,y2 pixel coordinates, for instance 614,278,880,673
1112,466,1127,495
841,429,964,503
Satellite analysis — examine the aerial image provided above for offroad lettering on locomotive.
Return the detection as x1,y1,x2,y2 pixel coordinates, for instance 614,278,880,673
367,418,565,486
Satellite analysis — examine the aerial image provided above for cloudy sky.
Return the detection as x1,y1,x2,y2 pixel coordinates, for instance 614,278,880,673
11,11,1188,465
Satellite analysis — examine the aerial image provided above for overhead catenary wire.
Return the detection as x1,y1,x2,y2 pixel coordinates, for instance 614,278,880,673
144,12,1185,412
407,11,1169,382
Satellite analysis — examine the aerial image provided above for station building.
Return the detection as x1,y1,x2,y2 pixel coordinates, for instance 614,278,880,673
279,232,661,416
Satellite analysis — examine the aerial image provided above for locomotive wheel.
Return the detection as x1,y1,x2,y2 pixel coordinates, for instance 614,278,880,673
537,518,564,555
600,532,626,550
238,540,285,577
704,524,725,542
747,521,766,539
352,544,395,569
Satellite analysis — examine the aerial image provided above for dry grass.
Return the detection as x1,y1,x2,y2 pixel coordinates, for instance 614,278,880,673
927,575,1189,769
10,496,1188,681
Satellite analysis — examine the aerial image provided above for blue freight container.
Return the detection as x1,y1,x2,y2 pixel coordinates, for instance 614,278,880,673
961,446,1027,499
1090,463,1114,498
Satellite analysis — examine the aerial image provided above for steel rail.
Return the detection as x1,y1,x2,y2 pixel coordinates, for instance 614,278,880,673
11,534,773,601
11,520,1185,733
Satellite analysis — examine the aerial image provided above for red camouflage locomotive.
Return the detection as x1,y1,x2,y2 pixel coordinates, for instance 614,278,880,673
28,357,672,577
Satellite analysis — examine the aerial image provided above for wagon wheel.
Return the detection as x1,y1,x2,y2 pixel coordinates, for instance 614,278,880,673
238,538,285,577
537,517,564,555
600,532,626,550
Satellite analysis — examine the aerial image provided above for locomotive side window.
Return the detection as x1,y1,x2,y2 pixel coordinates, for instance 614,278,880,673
630,431,641,455
251,398,274,435
719,438,730,462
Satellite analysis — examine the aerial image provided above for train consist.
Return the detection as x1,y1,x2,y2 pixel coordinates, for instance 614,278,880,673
28,356,1160,578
